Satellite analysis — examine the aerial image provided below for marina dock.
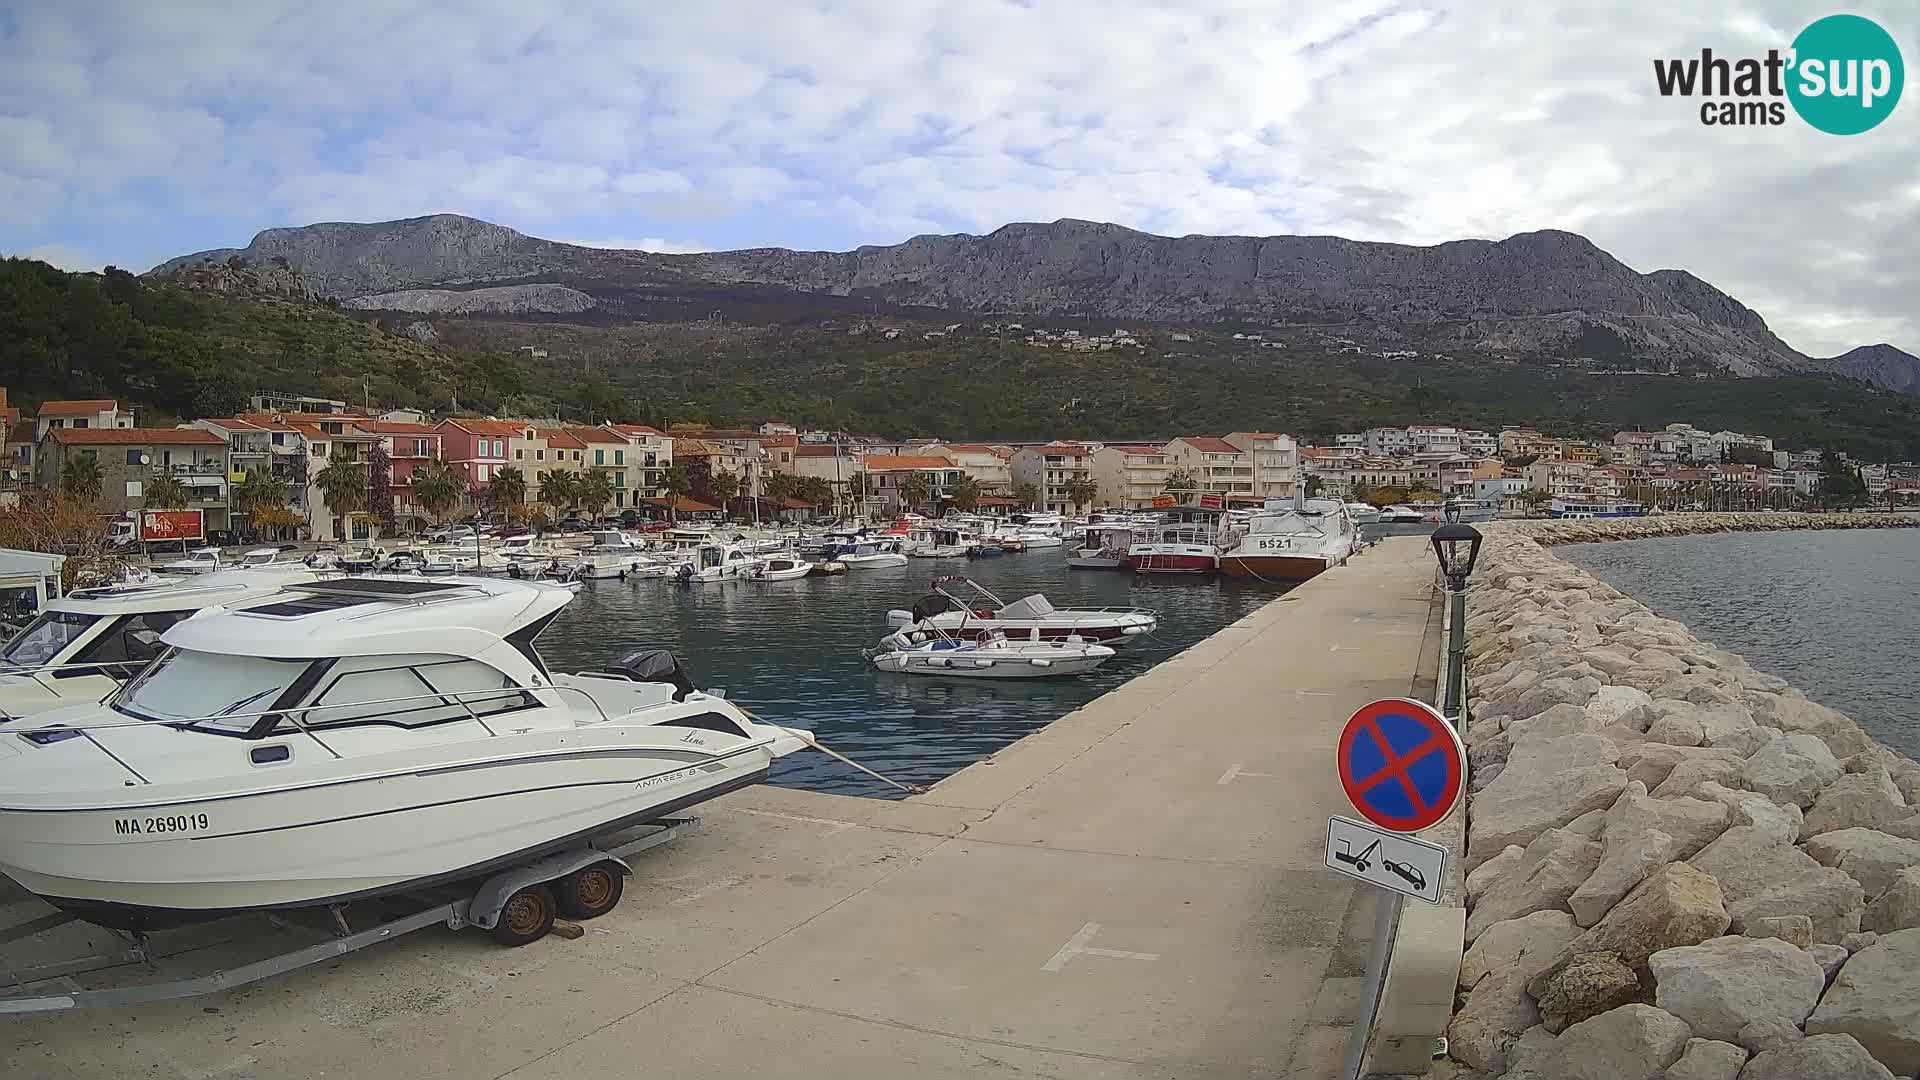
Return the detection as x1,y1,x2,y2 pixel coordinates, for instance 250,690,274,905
4,537,1443,1080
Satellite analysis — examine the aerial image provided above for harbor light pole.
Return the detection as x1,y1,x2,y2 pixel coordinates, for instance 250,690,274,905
1429,520,1483,726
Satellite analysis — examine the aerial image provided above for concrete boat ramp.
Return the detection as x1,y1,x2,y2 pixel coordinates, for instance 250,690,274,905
3,538,1443,1080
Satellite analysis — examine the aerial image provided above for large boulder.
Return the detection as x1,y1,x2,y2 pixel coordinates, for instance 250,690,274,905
1728,870,1867,947
1450,967,1540,1074
1743,734,1845,809
1804,829,1920,900
1618,744,1743,792
1465,844,1526,901
1460,909,1579,990
1739,1034,1898,1080
1569,783,1730,926
1806,927,1920,1074
1804,769,1910,837
1508,702,1605,743
1529,1003,1692,1080
1588,684,1655,726
1529,862,1730,997
1535,950,1640,1033
1663,1038,1746,1080
1646,935,1826,1042
1688,823,1867,944
1653,756,1748,800
1861,867,1920,934
1469,734,1626,865
1694,783,1804,845
1468,829,1604,941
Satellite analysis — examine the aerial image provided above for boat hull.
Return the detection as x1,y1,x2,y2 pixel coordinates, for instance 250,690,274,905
0,743,776,928
1066,557,1127,570
1217,553,1333,581
839,553,908,568
1129,551,1215,574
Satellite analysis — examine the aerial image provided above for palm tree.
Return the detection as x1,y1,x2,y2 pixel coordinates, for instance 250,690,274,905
537,470,578,517
142,473,190,510
313,449,369,540
1062,476,1098,511
949,474,981,512
709,469,741,510
576,468,614,519
61,455,105,505
231,467,291,537
897,471,932,512
1162,468,1197,494
660,462,692,524
491,465,528,513
764,472,799,502
410,456,465,525
1013,481,1040,509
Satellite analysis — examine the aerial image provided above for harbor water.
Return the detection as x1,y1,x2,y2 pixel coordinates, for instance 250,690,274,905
538,550,1285,797
1562,528,1920,759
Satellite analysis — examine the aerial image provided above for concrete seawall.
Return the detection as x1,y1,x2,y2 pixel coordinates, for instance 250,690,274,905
1447,514,1920,1079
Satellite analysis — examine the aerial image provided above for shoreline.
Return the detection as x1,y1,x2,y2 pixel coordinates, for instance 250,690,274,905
1447,514,1920,1078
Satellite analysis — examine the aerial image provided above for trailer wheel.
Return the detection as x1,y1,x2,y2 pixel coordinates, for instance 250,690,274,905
489,883,557,946
555,861,625,920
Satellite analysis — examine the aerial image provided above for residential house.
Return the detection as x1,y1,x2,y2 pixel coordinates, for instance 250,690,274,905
670,437,758,511
666,427,764,502
363,421,443,530
1089,445,1174,509
786,443,865,511
36,400,133,441
1497,427,1560,460
1460,429,1498,457
1162,437,1255,502
918,443,1013,492
434,419,520,507
1474,476,1527,507
861,455,961,514
37,427,231,530
1358,427,1416,456
290,416,380,540
1524,459,1599,497
251,392,348,415
192,417,309,528
1223,432,1300,499
602,424,674,505
1404,426,1463,455
1009,442,1096,514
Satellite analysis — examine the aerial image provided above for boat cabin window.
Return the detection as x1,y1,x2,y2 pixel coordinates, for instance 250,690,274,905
0,609,98,669
59,610,193,677
118,649,310,732
299,653,535,730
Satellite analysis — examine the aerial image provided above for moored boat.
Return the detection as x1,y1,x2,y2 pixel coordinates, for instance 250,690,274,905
883,576,1156,643
1216,499,1360,582
868,632,1115,678
1128,504,1227,575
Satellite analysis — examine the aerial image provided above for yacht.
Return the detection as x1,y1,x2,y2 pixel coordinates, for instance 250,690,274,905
1216,500,1361,582
1128,505,1227,575
0,570,328,721
0,576,814,928
883,577,1156,644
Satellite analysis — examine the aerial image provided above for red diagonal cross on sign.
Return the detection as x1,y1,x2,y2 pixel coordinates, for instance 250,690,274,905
1354,718,1449,815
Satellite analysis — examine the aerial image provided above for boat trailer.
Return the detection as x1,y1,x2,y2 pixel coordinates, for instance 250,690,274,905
0,817,700,1014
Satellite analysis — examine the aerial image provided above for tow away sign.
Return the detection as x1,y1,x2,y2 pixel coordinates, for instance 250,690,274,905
1325,815,1447,904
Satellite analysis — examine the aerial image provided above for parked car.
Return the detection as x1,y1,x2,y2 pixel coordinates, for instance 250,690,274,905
556,515,589,532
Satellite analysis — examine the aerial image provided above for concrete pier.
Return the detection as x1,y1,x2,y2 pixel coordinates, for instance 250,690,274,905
3,537,1443,1080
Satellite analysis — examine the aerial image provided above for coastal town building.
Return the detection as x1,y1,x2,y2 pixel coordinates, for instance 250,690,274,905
861,454,962,513
1223,431,1301,499
35,400,132,441
290,415,380,540
363,421,442,530
36,427,232,531
918,443,1013,492
1088,444,1174,509
249,392,348,415
1163,437,1256,502
1009,442,1096,514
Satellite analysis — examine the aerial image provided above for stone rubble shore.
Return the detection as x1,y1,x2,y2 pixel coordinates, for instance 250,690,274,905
1447,512,1920,1080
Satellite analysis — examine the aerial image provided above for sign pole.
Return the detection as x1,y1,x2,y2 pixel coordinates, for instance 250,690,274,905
1342,889,1403,1080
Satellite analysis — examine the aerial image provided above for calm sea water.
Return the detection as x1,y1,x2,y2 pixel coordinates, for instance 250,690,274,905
1562,529,1920,758
536,549,1288,797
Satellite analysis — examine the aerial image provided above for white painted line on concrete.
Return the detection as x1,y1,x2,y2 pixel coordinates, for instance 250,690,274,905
1295,689,1336,697
719,806,859,835
1218,763,1278,785
672,876,744,906
1042,921,1160,972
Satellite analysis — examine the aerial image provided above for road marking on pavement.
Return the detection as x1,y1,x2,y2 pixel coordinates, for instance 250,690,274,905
1217,763,1277,785
672,876,744,906
1041,921,1159,972
721,806,859,836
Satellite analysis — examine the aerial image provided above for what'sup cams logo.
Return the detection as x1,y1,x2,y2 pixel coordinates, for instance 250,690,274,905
1654,14,1903,133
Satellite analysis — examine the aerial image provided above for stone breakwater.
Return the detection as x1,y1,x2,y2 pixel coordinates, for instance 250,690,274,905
1447,515,1920,1080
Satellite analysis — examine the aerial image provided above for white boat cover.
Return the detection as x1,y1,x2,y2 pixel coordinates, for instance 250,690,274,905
999,593,1056,619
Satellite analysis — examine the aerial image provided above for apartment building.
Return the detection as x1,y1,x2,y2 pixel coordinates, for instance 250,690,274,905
434,418,518,493
918,443,1013,491
38,427,231,529
1357,427,1415,456
604,424,673,503
1089,445,1174,509
1162,437,1254,501
862,455,963,513
1405,426,1462,455
1009,442,1096,514
1223,431,1299,499
1460,429,1498,457
289,416,380,540
36,400,133,440
363,421,442,529
1524,459,1599,497
1498,427,1561,460
193,416,309,525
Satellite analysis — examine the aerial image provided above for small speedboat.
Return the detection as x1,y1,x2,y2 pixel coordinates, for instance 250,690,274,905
748,554,813,581
883,576,1156,643
156,547,222,576
1378,505,1425,524
672,541,757,583
0,576,816,928
338,545,388,573
838,542,908,568
1345,503,1381,525
869,631,1115,678
568,531,651,580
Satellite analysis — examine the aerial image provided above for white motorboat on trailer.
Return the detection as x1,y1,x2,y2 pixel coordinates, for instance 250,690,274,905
883,576,1156,644
0,576,814,929
0,570,330,722
868,631,1115,678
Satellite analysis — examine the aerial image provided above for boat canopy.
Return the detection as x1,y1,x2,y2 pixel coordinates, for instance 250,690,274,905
999,594,1056,620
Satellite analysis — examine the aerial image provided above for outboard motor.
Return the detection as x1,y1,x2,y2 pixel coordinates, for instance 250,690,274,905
603,648,696,702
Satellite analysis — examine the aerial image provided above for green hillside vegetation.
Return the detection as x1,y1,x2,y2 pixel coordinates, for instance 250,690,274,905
5,258,1918,461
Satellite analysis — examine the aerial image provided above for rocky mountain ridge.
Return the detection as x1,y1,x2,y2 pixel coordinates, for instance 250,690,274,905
1819,344,1920,396
149,214,1906,386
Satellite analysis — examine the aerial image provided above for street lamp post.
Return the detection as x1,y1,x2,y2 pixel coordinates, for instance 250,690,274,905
1430,521,1483,725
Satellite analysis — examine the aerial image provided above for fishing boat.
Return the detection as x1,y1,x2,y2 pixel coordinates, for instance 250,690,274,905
906,525,974,558
0,576,815,929
747,554,813,581
0,570,328,722
1215,499,1361,582
838,542,908,568
1067,524,1134,571
1128,504,1227,575
883,576,1156,643
868,630,1115,678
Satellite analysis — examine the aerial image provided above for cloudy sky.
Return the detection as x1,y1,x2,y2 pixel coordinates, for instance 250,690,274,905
2,1,1914,356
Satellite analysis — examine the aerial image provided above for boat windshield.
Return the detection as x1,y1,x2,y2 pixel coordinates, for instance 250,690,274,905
0,610,99,669
116,648,310,732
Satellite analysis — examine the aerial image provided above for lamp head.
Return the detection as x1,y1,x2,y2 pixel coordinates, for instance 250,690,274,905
1430,522,1483,585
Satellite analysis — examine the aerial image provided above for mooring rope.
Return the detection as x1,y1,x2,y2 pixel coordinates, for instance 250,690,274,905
740,707,931,796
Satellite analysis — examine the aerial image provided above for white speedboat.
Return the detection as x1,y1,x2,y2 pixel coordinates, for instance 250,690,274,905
339,545,388,573
883,576,1156,644
1067,524,1134,571
869,631,1115,678
672,540,757,583
0,570,327,721
0,576,814,928
1378,505,1425,524
568,530,651,580
238,547,299,569
1216,499,1360,583
156,547,222,576
747,555,813,581
838,542,908,568
1345,503,1381,525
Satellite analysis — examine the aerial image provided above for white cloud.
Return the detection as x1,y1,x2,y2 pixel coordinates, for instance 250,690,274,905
560,237,709,254
1,0,1915,357
19,243,107,272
